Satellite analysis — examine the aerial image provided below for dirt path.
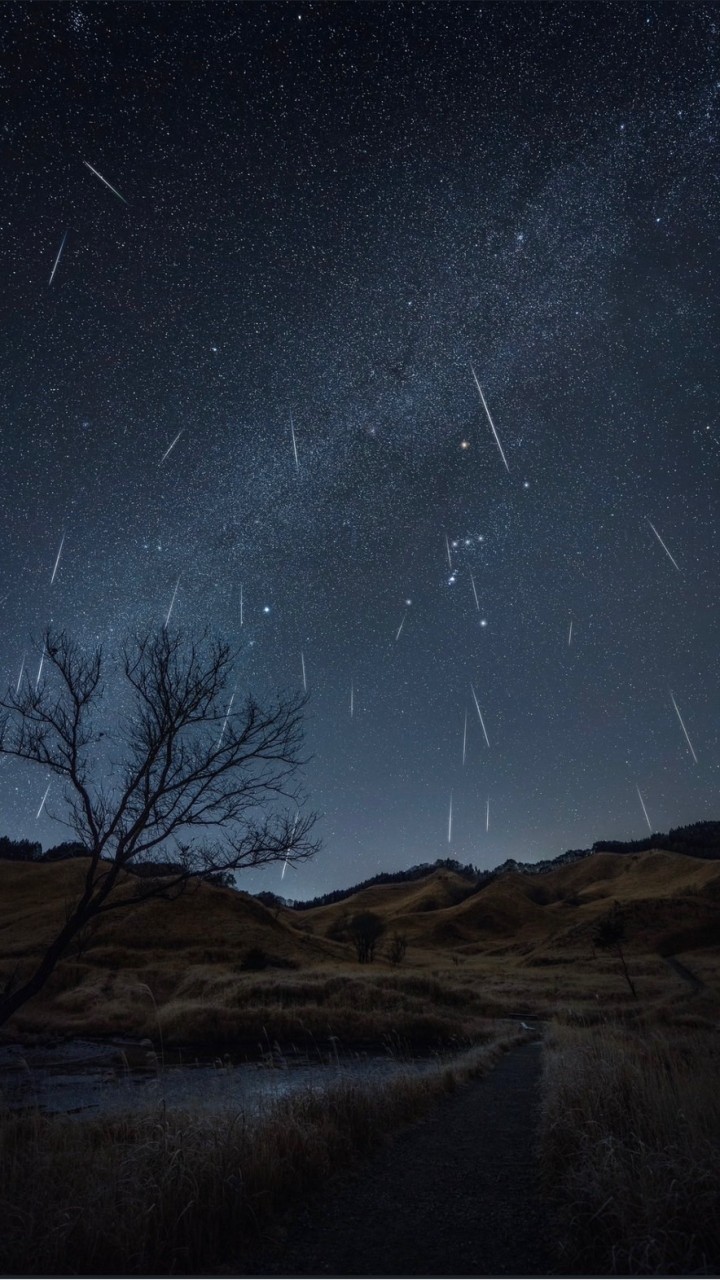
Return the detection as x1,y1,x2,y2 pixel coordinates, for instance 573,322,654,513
243,1040,555,1278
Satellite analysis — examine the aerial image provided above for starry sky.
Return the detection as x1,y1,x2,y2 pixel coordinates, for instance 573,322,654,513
2,0,720,898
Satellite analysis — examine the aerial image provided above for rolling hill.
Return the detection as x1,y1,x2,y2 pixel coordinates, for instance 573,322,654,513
0,844,718,1041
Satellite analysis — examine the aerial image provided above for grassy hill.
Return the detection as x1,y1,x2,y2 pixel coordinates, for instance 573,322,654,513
300,850,720,954
0,848,718,1044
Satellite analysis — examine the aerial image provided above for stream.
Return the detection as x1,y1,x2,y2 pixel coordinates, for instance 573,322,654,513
0,1037,452,1118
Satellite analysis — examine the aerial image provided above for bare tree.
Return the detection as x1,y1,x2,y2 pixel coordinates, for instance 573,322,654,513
349,911,385,963
594,902,637,1000
0,628,319,1027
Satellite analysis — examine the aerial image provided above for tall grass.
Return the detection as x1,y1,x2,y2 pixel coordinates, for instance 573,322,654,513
12,964,513,1047
0,1030,524,1276
539,1018,720,1276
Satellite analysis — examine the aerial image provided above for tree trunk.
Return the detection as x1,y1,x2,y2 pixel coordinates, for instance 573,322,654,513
616,944,638,1000
0,906,93,1029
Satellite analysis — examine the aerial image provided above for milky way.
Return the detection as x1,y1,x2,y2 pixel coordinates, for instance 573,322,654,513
2,2,720,896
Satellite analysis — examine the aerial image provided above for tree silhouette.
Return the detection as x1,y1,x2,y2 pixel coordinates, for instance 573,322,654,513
0,628,319,1027
349,911,385,963
594,903,637,1000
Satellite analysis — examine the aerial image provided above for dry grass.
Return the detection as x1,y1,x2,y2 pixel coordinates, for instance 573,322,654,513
539,1016,720,1276
3,854,720,1046
8,964,514,1050
0,1029,524,1276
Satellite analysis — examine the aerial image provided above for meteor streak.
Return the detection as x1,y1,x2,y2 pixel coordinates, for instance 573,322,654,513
448,791,453,844
462,709,467,766
669,689,698,763
350,680,354,718
647,520,681,573
160,430,183,464
486,798,490,832
395,611,407,641
240,584,243,626
83,160,129,204
290,412,299,473
50,535,65,585
470,571,480,612
48,230,68,285
36,783,51,820
35,644,45,690
282,810,299,879
470,364,510,472
470,683,490,747
445,533,452,571
636,785,652,832
217,690,236,749
164,576,180,629
568,618,573,646
301,650,307,692
15,656,25,695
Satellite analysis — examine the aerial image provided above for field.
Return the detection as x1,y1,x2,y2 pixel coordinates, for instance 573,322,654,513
1,849,718,1046
0,850,719,1276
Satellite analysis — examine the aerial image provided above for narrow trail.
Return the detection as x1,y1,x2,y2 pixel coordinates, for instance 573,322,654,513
243,1040,555,1278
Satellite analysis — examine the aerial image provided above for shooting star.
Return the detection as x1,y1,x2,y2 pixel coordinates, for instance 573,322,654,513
217,690,236,749
469,570,480,612
568,617,573,646
160,430,183,464
636,785,652,833
462,709,468,766
48,230,68,286
164,576,180,630
283,810,298,878
83,160,129,205
486,798,490,832
15,655,25,696
448,791,453,844
35,643,46,690
350,679,354,719
470,364,510,472
240,584,243,627
36,782,51,820
647,519,681,573
669,689,698,763
470,683,490,747
50,535,65,585
395,611,407,641
301,650,307,692
445,532,453,571
290,412,299,473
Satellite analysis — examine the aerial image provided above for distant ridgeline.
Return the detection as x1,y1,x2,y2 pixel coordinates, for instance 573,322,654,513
284,820,720,910
2,821,720,907
0,838,232,885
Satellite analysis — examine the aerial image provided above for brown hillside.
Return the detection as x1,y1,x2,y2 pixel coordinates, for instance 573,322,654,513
294,852,720,955
0,859,345,972
300,869,474,938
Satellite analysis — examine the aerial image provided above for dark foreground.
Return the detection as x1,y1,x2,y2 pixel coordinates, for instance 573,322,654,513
239,1040,557,1279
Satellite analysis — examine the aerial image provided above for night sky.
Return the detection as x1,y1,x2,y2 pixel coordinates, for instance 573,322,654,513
2,1,720,898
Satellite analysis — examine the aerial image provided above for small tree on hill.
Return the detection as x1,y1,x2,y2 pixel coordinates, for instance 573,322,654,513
594,903,637,1000
0,627,319,1028
349,911,385,963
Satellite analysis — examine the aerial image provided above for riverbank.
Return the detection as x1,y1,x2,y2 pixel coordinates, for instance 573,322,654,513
0,1026,527,1276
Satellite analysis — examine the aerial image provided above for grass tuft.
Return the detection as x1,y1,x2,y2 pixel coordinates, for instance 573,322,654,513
539,1018,720,1276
